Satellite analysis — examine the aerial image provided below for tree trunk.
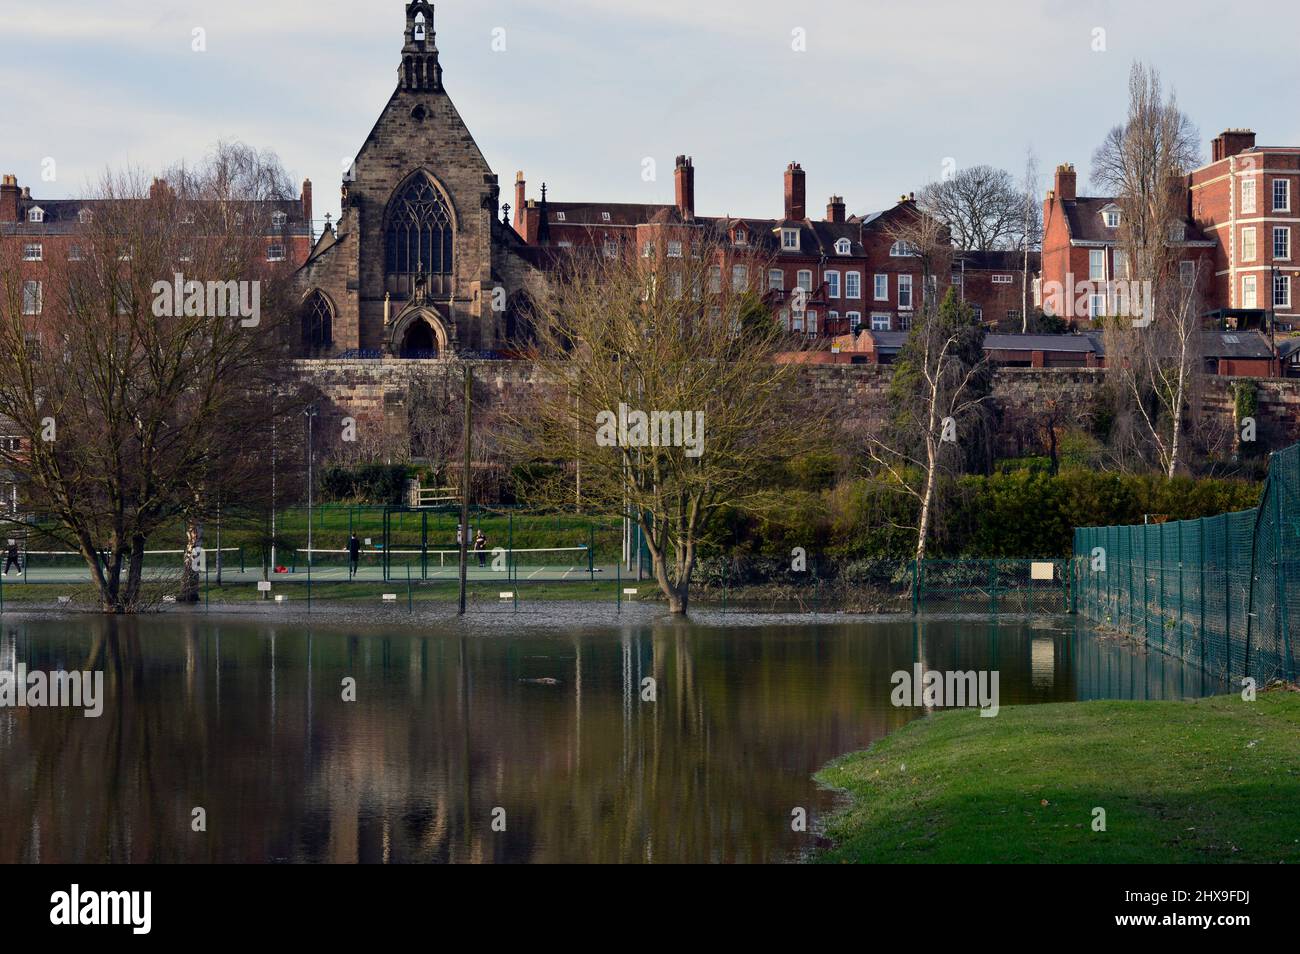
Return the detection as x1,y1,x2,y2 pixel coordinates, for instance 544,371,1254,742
181,521,203,603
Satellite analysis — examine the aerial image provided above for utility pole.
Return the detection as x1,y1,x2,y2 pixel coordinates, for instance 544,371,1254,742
458,364,472,615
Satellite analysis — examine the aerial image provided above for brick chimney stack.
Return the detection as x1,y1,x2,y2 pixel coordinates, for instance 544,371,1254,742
674,155,695,220
301,179,313,232
1212,129,1256,162
514,171,526,231
1054,163,1077,202
0,175,18,223
826,195,845,224
784,162,806,221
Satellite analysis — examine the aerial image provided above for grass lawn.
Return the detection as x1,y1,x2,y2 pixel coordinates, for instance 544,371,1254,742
815,690,1300,863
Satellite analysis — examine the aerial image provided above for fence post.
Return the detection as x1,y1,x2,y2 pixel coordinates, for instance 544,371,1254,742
1199,518,1206,672
1274,467,1293,681
1224,516,1231,676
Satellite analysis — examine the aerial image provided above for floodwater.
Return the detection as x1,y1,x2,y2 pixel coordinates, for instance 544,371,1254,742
0,605,1225,863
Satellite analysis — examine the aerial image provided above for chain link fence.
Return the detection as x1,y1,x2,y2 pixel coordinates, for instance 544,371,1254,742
1074,444,1300,685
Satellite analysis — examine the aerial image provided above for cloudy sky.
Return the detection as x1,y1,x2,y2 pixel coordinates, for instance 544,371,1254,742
4,0,1298,232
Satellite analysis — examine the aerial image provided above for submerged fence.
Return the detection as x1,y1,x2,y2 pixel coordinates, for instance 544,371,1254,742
1073,444,1300,685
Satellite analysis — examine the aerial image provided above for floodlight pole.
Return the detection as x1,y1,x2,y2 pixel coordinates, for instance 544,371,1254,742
458,364,472,615
304,405,318,569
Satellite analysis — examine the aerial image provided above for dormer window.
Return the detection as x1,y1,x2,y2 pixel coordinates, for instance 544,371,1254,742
835,238,852,255
1168,222,1186,242
782,227,800,251
734,228,748,246
1103,208,1121,228
28,207,44,223
272,211,288,227
602,212,611,222
889,241,918,257
78,209,93,224
181,212,196,225
556,211,566,222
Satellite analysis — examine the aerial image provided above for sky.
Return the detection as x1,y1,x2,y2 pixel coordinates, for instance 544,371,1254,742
3,0,1299,235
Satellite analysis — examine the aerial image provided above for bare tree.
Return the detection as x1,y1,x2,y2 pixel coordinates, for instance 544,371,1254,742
508,235,827,614
919,164,1035,252
0,144,298,611
1020,148,1042,331
1092,62,1204,477
865,214,993,561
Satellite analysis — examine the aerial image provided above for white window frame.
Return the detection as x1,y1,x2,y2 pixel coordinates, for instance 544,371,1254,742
708,266,722,293
79,208,94,225
27,207,44,223
642,241,654,258
796,269,813,292
1242,227,1257,262
1104,210,1120,228
22,243,42,262
603,240,618,259
556,211,566,222
1243,274,1258,309
825,270,841,299
1274,178,1291,213
1241,178,1257,214
1179,260,1195,286
889,241,917,257
734,229,748,246
805,310,817,334
667,240,683,259
271,211,288,227
602,211,611,222
768,269,785,291
870,313,891,331
731,264,748,292
898,274,913,310
847,311,862,331
845,271,861,299
874,274,888,301
1274,226,1290,261
22,280,42,316
835,238,851,255
1089,249,1106,281
266,244,287,262
991,274,1013,284
1090,292,1106,318
781,228,799,251
68,245,83,261
1275,273,1292,309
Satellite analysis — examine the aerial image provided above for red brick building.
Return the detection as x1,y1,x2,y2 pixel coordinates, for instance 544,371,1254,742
1039,162,1216,326
514,159,961,336
0,173,315,331
1188,129,1300,330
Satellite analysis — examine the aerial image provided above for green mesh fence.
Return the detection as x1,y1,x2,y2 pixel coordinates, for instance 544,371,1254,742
1073,445,1300,685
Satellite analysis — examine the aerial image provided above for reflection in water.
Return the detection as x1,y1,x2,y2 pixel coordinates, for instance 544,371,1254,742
0,611,1225,864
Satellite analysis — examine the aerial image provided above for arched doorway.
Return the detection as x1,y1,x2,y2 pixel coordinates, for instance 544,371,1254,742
400,319,438,359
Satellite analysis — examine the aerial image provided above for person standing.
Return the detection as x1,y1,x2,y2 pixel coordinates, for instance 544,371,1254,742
475,530,487,568
3,539,19,576
348,534,361,579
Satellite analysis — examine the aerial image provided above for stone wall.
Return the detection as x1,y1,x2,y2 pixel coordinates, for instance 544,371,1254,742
297,359,1300,460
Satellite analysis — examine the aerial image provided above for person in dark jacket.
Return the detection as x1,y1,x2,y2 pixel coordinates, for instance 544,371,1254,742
348,534,361,579
3,540,19,576
475,530,487,567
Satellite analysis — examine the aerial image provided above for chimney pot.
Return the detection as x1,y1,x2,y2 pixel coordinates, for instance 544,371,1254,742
674,155,695,220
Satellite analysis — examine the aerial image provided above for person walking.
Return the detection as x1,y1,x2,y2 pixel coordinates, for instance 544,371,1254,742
3,539,20,576
348,533,361,580
475,530,487,568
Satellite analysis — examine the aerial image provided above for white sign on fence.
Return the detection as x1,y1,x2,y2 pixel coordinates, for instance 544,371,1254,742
257,581,272,592
1031,562,1056,581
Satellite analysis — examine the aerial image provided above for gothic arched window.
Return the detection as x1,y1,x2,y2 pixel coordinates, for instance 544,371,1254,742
301,291,333,355
385,175,453,283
